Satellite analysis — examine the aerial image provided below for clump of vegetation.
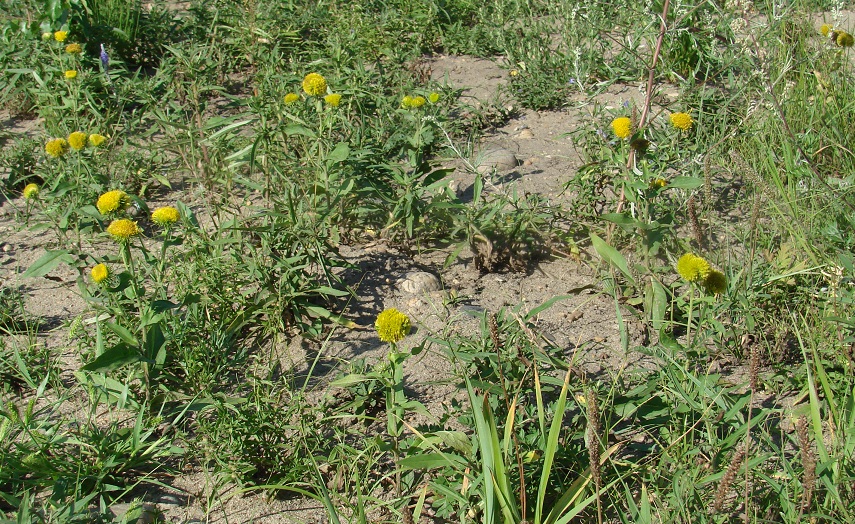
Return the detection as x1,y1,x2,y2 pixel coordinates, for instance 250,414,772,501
1,0,854,522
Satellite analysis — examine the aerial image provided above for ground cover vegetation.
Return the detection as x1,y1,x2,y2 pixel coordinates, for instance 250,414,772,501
1,0,855,522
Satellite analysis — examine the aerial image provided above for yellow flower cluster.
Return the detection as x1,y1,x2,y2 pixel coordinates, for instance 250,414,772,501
88,134,107,147
65,43,82,54
402,95,426,109
821,25,855,47
375,308,411,343
676,253,726,294
284,93,300,104
669,112,693,131
324,93,342,107
302,73,327,97
91,263,110,284
428,92,440,104
54,30,68,42
151,206,180,226
64,70,77,79
97,189,129,215
649,178,667,189
23,183,39,200
45,138,69,158
611,117,632,139
107,219,142,242
68,131,87,150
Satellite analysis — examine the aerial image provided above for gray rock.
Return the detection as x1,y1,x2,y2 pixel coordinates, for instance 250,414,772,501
398,271,442,294
475,148,519,174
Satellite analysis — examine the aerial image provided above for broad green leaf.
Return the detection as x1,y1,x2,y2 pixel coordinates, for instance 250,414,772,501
81,343,142,372
668,176,704,189
590,233,635,284
22,250,73,278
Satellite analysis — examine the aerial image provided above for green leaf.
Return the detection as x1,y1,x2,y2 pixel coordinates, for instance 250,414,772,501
326,142,350,165
105,321,139,347
330,374,377,388
398,452,466,470
590,233,635,284
21,250,73,278
81,343,142,372
668,176,704,189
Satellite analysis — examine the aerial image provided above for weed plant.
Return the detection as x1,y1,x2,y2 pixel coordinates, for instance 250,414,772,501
1,0,855,522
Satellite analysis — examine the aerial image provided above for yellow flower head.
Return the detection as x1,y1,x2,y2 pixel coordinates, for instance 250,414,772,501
302,72,327,97
676,253,711,283
68,131,87,150
65,43,83,54
284,92,300,104
611,117,632,139
45,138,69,158
650,178,667,189
375,308,411,344
324,93,341,107
703,270,727,295
54,30,68,42
96,189,129,215
64,70,77,79
88,134,107,147
23,183,39,200
429,92,440,104
821,24,833,37
837,31,854,47
401,95,413,108
91,263,110,284
669,112,693,131
151,206,180,226
410,95,426,108
107,219,142,242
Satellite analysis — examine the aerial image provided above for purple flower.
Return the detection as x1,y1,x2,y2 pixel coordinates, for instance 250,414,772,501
100,44,109,73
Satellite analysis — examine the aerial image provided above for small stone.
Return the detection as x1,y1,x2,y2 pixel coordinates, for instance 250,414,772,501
515,128,534,139
1,243,10,252
475,148,519,174
398,271,442,294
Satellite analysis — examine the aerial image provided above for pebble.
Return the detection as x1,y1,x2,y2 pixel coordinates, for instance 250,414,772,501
398,271,442,294
475,148,519,174
515,128,534,139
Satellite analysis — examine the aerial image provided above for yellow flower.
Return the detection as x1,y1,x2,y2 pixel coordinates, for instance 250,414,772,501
324,93,341,107
151,206,180,226
65,43,82,54
91,263,110,284
821,24,833,37
54,30,68,42
302,72,327,97
23,183,39,199
284,92,300,104
676,253,711,283
64,70,77,79
703,270,727,295
650,178,667,189
107,219,142,242
375,308,411,344
428,92,440,104
45,138,69,158
401,95,413,108
669,112,693,131
510,69,519,77
96,190,129,215
68,131,87,150
837,31,854,47
611,117,632,139
410,95,426,108
88,134,107,147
